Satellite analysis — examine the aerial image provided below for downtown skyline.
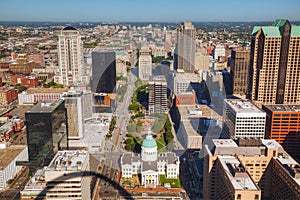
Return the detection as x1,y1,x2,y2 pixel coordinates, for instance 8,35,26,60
1,0,300,22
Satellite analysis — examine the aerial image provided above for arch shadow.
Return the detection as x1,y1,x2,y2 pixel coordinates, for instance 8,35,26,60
36,171,134,200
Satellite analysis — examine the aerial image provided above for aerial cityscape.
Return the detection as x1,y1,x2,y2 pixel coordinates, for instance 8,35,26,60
0,1,300,200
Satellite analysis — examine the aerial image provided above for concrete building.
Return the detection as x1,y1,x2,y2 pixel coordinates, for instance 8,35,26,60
202,71,225,112
25,100,68,171
121,130,180,188
222,99,266,139
249,19,300,105
54,26,89,86
138,48,152,80
230,49,250,97
175,22,196,72
262,104,300,159
174,105,204,149
116,51,129,77
63,88,93,142
91,51,116,93
44,150,91,200
148,76,167,114
194,52,210,71
213,45,226,60
0,145,28,190
203,138,300,200
173,71,202,101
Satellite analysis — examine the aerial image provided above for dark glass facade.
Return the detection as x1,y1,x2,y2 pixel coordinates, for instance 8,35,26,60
25,100,68,171
91,51,116,93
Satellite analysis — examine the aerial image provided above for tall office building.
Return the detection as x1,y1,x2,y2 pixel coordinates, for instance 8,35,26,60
204,138,300,200
64,88,93,141
248,20,300,105
231,48,250,97
222,99,266,139
54,26,88,86
25,100,68,171
262,104,300,159
148,76,167,114
91,51,116,93
175,22,196,72
138,48,152,80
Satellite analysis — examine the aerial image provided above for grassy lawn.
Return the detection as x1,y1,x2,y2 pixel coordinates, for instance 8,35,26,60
156,136,166,152
159,175,181,188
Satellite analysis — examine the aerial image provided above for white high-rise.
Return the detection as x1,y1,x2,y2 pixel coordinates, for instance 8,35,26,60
55,26,89,86
138,47,152,80
222,99,266,139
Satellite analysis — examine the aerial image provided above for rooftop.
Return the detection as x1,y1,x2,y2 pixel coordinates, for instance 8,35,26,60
26,99,64,113
47,150,88,171
263,104,300,112
26,87,68,94
252,19,300,37
213,139,238,148
0,145,27,170
219,156,259,191
225,99,264,114
182,120,202,137
22,169,46,192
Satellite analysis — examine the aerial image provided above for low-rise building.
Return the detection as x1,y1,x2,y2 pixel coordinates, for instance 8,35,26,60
0,87,18,105
0,145,28,190
121,130,180,188
10,74,39,88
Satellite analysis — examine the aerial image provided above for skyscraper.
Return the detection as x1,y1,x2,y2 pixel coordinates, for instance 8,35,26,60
231,48,250,97
138,47,152,80
91,51,116,93
54,26,88,86
148,76,167,114
25,100,68,171
248,20,300,105
174,22,196,72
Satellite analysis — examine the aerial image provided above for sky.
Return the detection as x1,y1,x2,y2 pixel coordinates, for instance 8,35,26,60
1,0,300,22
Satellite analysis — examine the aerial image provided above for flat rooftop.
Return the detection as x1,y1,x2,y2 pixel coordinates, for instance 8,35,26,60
0,145,26,170
26,88,69,94
183,120,201,137
177,105,221,120
26,99,64,113
263,104,300,112
219,156,259,191
22,169,46,192
47,150,88,171
213,139,238,148
225,99,264,113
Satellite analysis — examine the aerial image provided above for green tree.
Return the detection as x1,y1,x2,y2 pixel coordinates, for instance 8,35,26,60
17,85,27,93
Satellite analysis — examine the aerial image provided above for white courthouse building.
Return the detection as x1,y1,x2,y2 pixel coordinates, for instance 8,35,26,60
120,130,180,188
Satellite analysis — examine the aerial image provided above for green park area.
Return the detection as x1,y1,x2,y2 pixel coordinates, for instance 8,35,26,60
159,174,181,188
